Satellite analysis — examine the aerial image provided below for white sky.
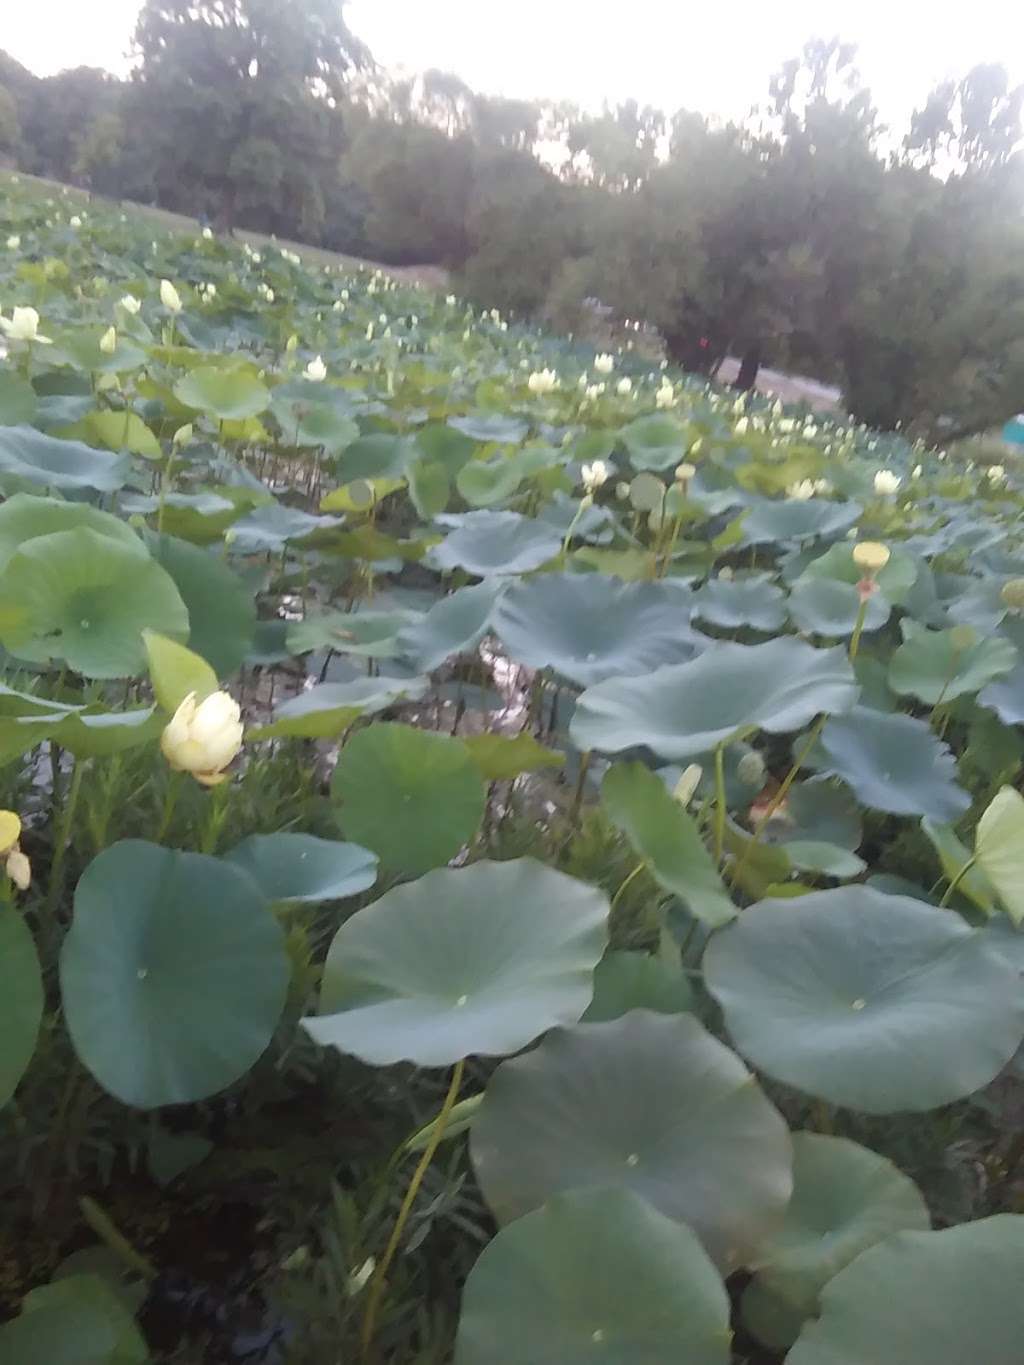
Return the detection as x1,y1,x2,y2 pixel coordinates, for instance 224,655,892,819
3,0,1024,132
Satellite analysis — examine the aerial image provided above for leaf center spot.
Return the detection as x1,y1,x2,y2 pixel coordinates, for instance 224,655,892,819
591,1329,605,1344
455,994,468,1007
625,1152,639,1167
851,997,866,1010
137,967,148,981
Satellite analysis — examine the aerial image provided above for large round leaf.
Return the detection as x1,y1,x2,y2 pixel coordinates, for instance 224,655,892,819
304,858,608,1065
975,786,1024,926
0,492,144,571
471,1011,792,1271
431,511,562,577
224,833,378,905
0,426,129,492
398,581,502,672
786,1216,1024,1365
741,1133,930,1349
889,620,1017,703
494,573,701,686
173,366,270,421
61,841,289,1108
454,1188,731,1365
146,532,256,677
813,708,969,823
704,886,1024,1112
601,761,735,927
619,414,689,471
228,502,343,552
980,663,1024,724
287,608,418,659
0,1273,148,1365
0,908,43,1108
0,527,189,678
692,575,787,632
571,639,857,760
331,723,485,875
251,675,429,740
741,497,860,546
583,951,693,1022
788,577,890,638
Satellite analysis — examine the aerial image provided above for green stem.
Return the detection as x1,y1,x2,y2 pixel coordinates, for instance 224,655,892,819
361,1059,465,1361
609,861,646,917
79,1196,157,1281
156,769,184,844
848,596,869,662
713,743,727,864
45,756,84,923
199,780,231,855
939,856,977,909
728,717,826,890
156,448,176,535
566,750,592,837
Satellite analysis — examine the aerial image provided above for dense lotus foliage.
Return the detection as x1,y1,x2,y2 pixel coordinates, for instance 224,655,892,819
2,173,1024,1361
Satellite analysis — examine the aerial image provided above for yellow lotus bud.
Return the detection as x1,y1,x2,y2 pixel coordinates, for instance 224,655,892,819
674,462,696,483
852,542,890,573
172,423,193,447
159,279,183,313
1001,579,1024,613
673,764,702,807
99,326,117,354
6,848,30,890
160,691,243,786
949,625,977,652
0,810,21,856
285,334,299,353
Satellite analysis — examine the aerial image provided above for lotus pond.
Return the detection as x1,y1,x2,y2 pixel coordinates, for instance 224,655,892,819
2,176,1024,1363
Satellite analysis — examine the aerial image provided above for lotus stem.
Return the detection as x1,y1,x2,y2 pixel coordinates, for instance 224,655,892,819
713,744,727,864
939,856,977,909
361,1059,465,1361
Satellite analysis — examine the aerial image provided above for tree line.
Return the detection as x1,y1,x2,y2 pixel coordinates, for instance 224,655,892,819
2,1,1023,439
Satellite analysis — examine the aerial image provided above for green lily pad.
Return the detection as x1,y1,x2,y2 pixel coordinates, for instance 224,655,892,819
224,833,378,905
783,842,866,879
305,858,608,1065
143,630,217,713
979,664,1024,724
82,409,162,460
463,732,564,780
921,818,996,914
788,577,890,637
250,676,428,740
270,392,359,452
398,581,502,672
227,503,343,553
583,951,694,1022
146,532,256,677
704,886,1024,1112
741,1133,930,1349
173,366,270,421
0,425,129,492
0,1273,148,1365
619,414,688,471
431,511,562,577
457,454,524,507
336,433,417,481
786,1217,1024,1365
331,723,485,875
454,1188,732,1365
571,639,857,760
801,541,918,604
0,908,43,1108
287,609,417,659
813,708,969,823
692,576,787,632
45,707,164,758
0,527,189,678
602,761,735,926
471,1011,792,1271
61,840,289,1108
741,497,860,546
889,621,1017,703
449,412,527,445
494,574,701,686
0,492,144,571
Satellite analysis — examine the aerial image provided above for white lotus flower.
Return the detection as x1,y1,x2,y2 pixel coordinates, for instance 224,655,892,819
655,381,676,409
583,383,606,402
0,306,51,344
581,460,610,492
616,377,633,396
788,479,816,501
120,294,142,315
202,226,214,240
911,464,923,480
160,279,183,313
5,235,20,250
987,465,1006,484
69,215,82,229
527,369,559,395
99,326,117,354
161,690,244,786
873,470,901,496
594,353,615,374
305,355,327,382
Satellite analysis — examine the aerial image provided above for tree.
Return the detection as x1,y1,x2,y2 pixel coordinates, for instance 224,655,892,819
131,0,369,230
0,84,19,163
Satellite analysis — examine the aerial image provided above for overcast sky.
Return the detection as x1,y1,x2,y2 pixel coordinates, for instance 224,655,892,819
4,1,1024,131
